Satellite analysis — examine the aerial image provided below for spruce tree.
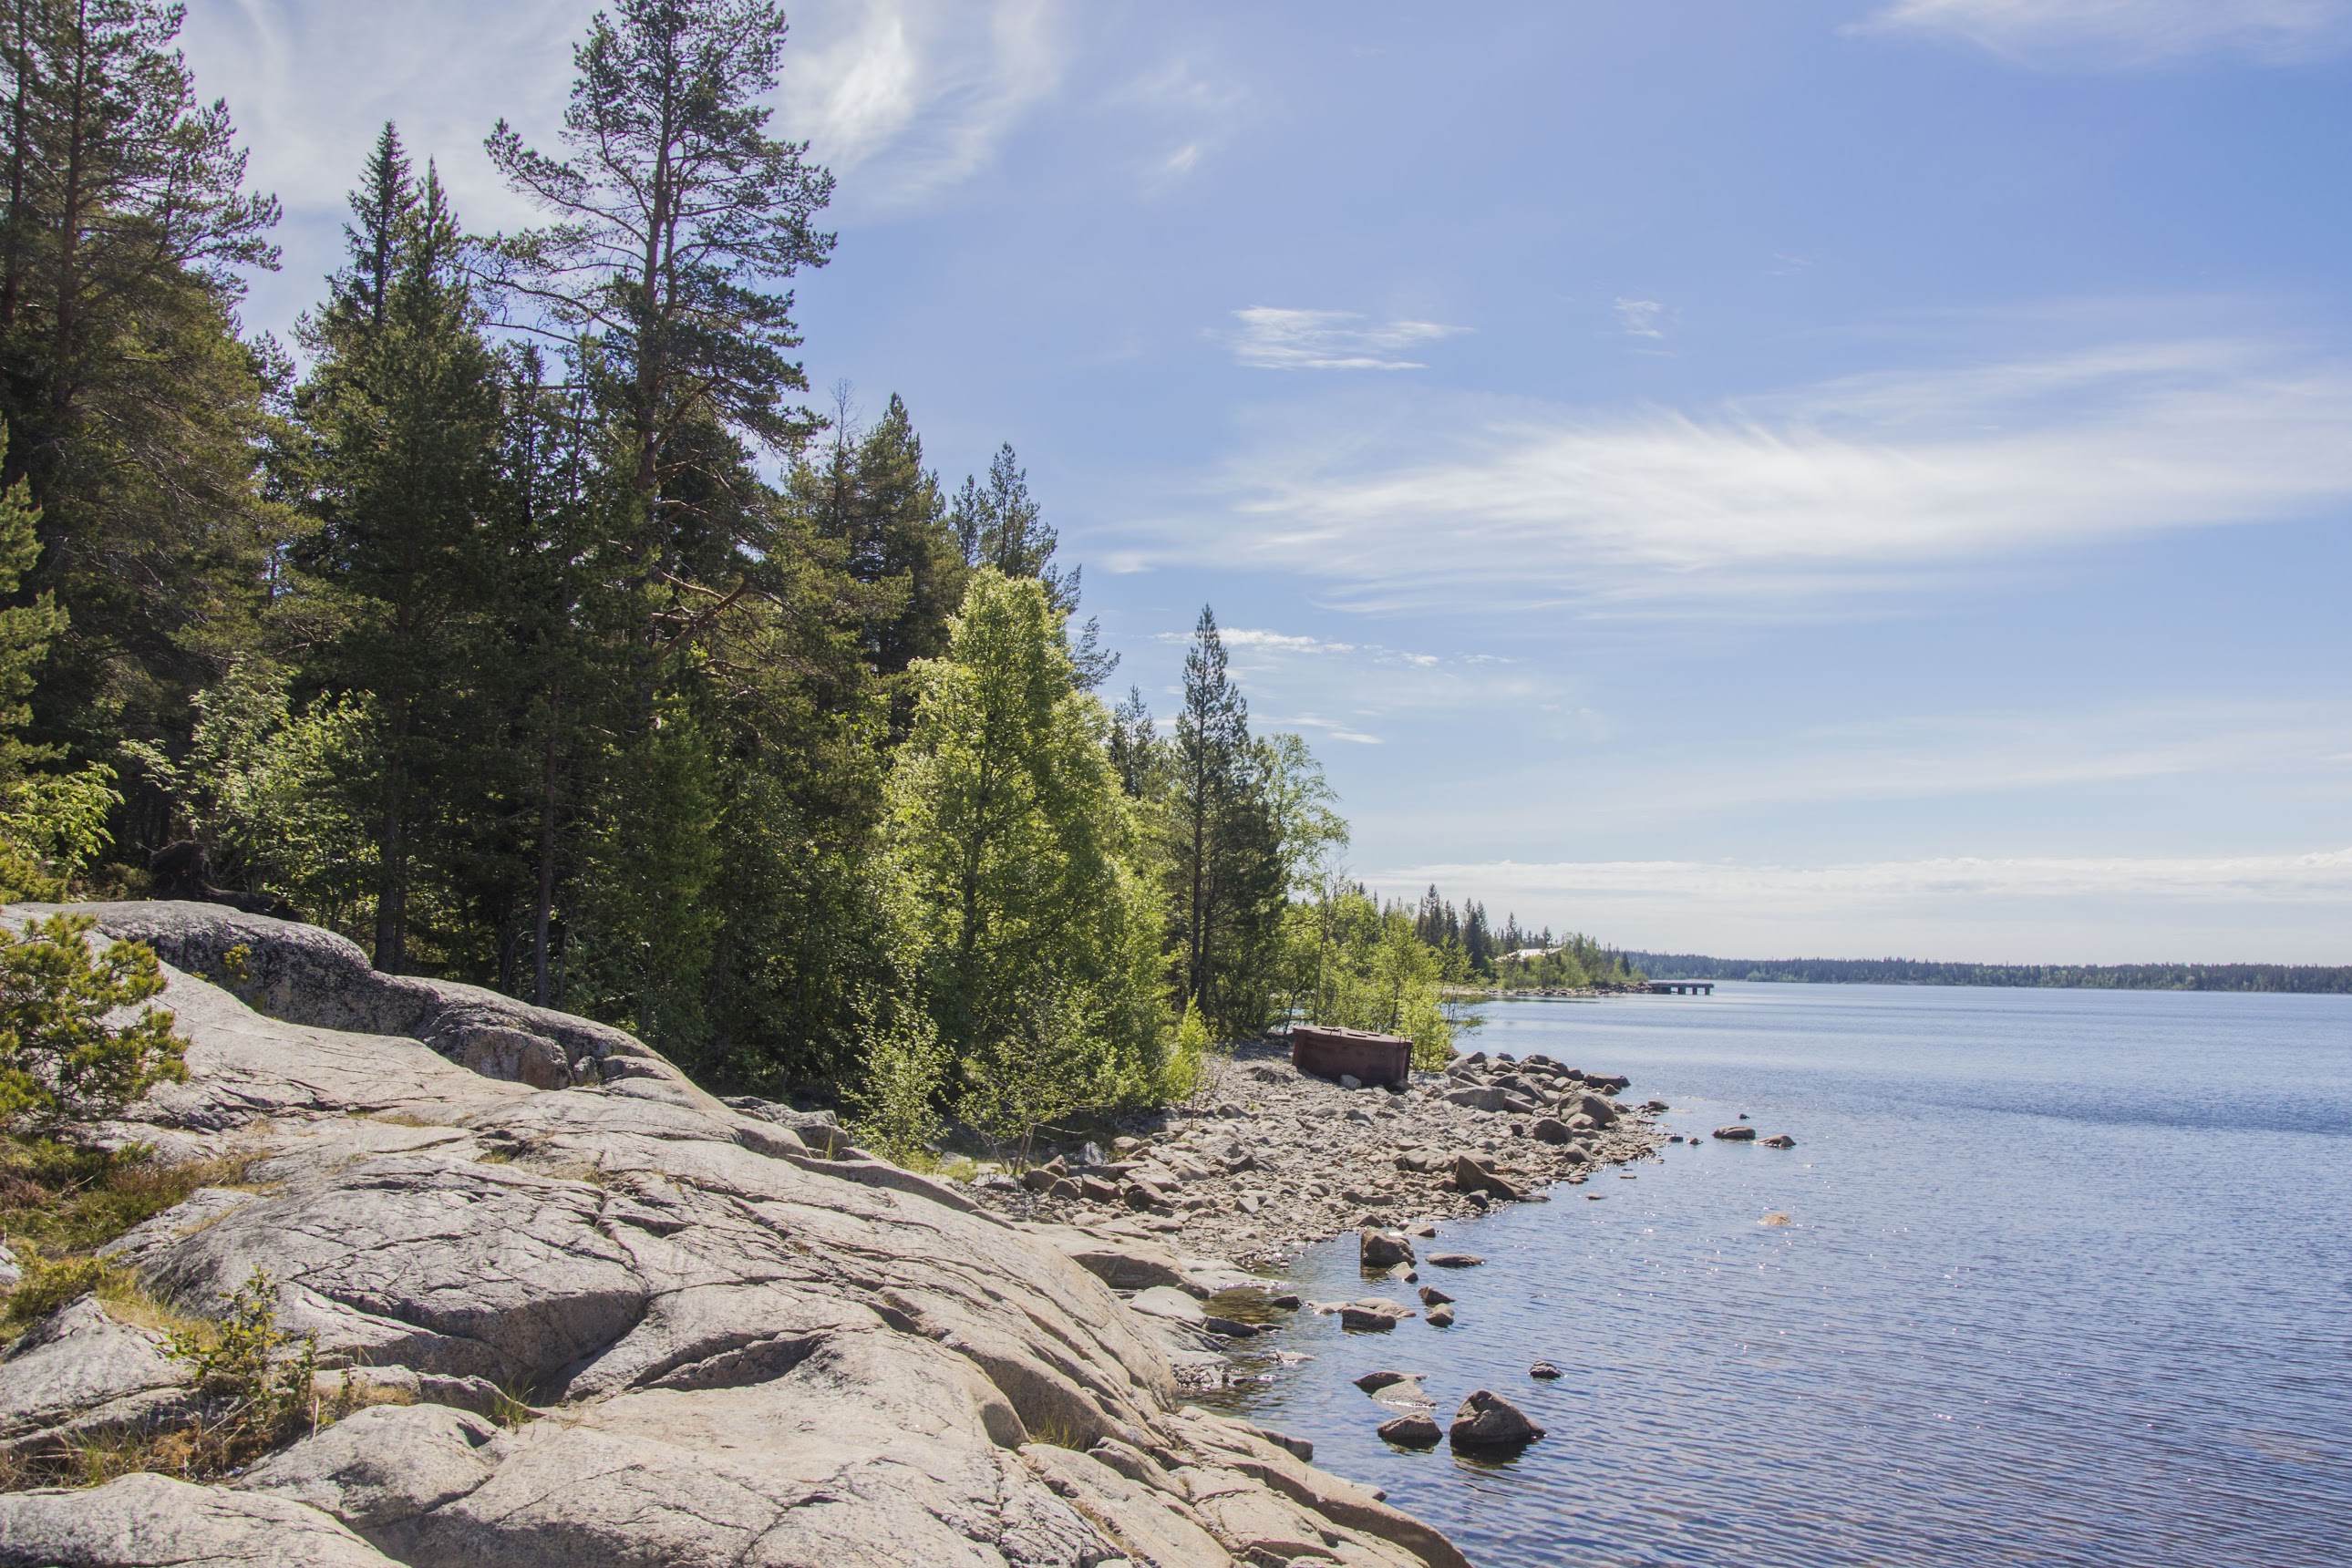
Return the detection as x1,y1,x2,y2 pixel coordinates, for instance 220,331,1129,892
297,151,505,971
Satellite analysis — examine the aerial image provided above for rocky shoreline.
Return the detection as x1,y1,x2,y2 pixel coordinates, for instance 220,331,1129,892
0,903,1483,1568
964,1037,1666,1275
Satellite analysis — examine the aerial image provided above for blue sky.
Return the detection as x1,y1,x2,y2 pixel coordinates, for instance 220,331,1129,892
184,0,2352,964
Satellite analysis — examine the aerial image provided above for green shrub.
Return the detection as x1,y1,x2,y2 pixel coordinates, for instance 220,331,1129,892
163,1267,318,1471
0,914,187,1132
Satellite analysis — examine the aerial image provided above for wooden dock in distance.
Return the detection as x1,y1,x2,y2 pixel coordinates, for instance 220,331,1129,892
1643,981,1714,995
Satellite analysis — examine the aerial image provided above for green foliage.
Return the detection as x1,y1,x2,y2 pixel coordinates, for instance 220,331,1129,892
0,762,119,903
124,657,377,931
570,701,722,1047
3,1244,127,1326
844,995,947,1161
1285,884,1460,1069
1162,996,1217,1105
0,915,185,1131
162,1267,319,1470
1491,934,1641,991
0,437,118,901
0,0,285,780
882,571,1167,1152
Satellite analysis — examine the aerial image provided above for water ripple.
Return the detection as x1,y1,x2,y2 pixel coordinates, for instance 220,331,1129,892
1210,985,2352,1568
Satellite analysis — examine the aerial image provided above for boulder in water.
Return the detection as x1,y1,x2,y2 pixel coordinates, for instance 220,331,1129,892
1449,1389,1545,1449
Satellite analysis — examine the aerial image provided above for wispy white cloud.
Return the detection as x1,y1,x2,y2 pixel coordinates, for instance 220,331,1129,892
1614,297,1668,338
1226,308,1470,371
778,0,1066,208
1173,336,2352,610
1158,627,1448,667
1856,0,2352,67
184,0,595,231
1556,701,2352,826
1274,714,1386,746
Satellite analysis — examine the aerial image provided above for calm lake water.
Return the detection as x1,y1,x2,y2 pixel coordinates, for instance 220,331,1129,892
1211,983,2352,1568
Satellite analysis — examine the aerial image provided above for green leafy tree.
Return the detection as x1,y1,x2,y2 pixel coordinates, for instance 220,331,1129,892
946,444,1114,690
123,656,377,933
882,570,1164,1150
1284,884,1463,1068
0,911,184,1130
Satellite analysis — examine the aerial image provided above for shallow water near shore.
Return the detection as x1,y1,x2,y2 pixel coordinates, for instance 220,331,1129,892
1209,983,2352,1568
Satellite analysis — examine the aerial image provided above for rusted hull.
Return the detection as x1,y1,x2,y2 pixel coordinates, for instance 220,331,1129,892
1289,1025,1413,1087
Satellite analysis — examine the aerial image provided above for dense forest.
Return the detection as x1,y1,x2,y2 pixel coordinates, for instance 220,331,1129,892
1628,954,2352,994
0,0,1526,1156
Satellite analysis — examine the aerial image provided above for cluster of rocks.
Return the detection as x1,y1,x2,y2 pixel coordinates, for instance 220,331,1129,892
1352,1373,1544,1453
0,903,1474,1568
1703,1121,1797,1149
966,1043,1666,1274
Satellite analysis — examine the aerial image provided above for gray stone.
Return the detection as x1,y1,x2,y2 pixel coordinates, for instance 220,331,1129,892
0,1471,395,1564
1427,1252,1485,1269
1334,1297,1414,1332
0,1295,194,1449
1713,1124,1759,1141
1762,1132,1797,1149
235,1404,501,1555
1125,1285,1206,1326
1565,1091,1620,1127
1449,1388,1546,1449
1531,1117,1574,1144
1377,1413,1442,1447
1358,1227,1415,1269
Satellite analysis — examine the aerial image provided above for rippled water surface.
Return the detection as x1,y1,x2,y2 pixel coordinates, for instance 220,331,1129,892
1212,984,2352,1568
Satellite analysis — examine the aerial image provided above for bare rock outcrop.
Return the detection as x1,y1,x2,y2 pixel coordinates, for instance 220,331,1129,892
0,903,1468,1568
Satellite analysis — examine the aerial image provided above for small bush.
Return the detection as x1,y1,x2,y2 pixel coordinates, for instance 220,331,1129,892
847,1000,946,1161
1160,997,1217,1103
0,914,187,1132
3,1243,129,1325
161,1267,318,1472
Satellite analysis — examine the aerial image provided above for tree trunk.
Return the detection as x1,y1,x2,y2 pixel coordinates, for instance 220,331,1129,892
533,675,561,1006
373,696,410,972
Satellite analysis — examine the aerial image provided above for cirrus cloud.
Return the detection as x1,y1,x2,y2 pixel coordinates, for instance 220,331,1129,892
1856,0,2352,67
1171,335,2352,611
1225,307,1470,371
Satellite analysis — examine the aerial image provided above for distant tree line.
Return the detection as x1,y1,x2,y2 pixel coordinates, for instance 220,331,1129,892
1627,954,2352,994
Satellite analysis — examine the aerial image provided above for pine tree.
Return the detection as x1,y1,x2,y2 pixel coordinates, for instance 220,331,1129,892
296,150,505,971
483,0,834,629
797,391,968,684
0,0,281,799
1165,605,1282,1028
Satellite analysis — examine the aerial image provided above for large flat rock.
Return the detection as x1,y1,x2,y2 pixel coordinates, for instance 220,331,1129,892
0,903,1469,1567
